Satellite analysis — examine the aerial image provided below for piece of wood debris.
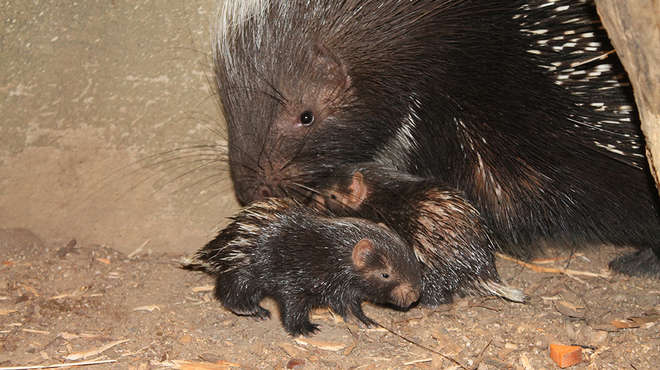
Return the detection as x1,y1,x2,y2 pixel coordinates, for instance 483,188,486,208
19,284,40,297
0,359,116,369
171,360,241,369
496,253,610,278
285,358,305,369
56,239,78,258
128,239,150,259
64,339,130,361
519,353,533,370
0,308,17,316
133,305,160,312
95,258,111,265
549,343,582,368
49,287,89,300
21,328,50,335
277,342,306,357
343,340,357,356
531,254,584,264
192,285,214,293
294,337,347,352
403,358,433,365
611,312,660,329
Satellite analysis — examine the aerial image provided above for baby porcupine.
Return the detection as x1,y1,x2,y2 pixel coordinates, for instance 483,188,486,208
183,198,422,336
316,163,526,305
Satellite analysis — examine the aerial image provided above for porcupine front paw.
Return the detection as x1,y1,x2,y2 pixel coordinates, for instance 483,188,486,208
609,248,660,277
279,301,319,336
282,318,320,336
228,305,271,320
251,305,272,320
351,302,377,328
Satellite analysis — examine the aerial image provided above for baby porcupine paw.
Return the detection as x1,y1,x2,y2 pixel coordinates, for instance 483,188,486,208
609,249,660,277
230,305,271,320
351,305,378,328
251,306,271,320
285,320,320,337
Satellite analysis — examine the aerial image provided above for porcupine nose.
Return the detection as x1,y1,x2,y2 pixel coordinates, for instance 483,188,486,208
393,283,421,307
256,185,273,199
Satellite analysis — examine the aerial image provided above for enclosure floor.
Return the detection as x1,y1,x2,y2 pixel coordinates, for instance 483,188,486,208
1,228,658,369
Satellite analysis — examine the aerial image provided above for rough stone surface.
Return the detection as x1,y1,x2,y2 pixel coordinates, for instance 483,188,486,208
0,0,238,254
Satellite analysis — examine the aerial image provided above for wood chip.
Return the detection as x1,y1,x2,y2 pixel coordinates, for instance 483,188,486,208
278,342,306,357
172,360,241,369
192,285,214,293
0,359,116,369
128,239,150,259
0,308,17,316
519,353,533,370
531,254,584,264
22,328,50,335
294,337,347,351
96,257,111,265
611,313,660,329
286,358,305,369
64,339,129,361
403,358,433,365
549,343,582,368
133,305,160,312
496,253,610,278
178,334,193,344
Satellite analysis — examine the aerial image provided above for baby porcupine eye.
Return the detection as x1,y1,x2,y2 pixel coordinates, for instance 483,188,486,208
299,111,314,126
381,272,390,279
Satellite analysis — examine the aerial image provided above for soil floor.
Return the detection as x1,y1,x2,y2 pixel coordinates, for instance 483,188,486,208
1,228,659,369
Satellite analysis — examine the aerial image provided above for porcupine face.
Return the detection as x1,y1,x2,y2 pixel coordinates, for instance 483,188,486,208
214,1,437,205
351,234,422,308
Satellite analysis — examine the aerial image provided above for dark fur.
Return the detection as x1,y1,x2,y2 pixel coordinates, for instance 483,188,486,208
184,198,422,336
318,163,526,305
215,0,660,301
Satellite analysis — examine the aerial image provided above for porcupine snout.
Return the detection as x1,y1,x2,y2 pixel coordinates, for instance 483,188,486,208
231,158,295,205
391,282,421,308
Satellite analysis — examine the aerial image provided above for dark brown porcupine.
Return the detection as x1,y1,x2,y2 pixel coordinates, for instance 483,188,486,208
183,198,422,336
212,0,660,303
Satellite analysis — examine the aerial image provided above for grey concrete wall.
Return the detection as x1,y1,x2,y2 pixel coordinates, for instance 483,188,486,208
1,0,239,254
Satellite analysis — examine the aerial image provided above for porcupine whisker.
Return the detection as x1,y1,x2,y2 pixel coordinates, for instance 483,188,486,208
74,143,227,205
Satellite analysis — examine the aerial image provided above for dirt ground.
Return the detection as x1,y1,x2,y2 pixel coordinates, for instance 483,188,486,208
1,228,658,369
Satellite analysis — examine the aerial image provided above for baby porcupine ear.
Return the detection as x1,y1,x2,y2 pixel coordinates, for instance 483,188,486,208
324,170,370,211
352,238,375,270
346,171,369,209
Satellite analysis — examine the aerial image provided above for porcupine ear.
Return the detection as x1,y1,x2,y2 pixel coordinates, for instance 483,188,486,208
352,238,375,269
314,43,351,89
345,171,369,209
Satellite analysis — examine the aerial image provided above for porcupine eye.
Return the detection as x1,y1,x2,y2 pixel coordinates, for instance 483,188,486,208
300,111,314,126
381,272,390,279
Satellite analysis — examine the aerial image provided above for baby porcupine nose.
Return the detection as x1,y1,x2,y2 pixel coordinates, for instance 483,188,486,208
391,283,420,308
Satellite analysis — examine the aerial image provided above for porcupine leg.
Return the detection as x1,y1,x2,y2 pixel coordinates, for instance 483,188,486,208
328,299,375,327
214,274,271,319
278,298,319,336
349,301,377,327
609,249,660,277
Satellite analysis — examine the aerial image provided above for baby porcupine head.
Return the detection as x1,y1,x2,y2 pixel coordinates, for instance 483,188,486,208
350,226,422,308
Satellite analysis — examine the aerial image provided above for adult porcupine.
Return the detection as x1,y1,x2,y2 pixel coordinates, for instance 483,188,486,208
213,0,660,300
183,198,422,335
